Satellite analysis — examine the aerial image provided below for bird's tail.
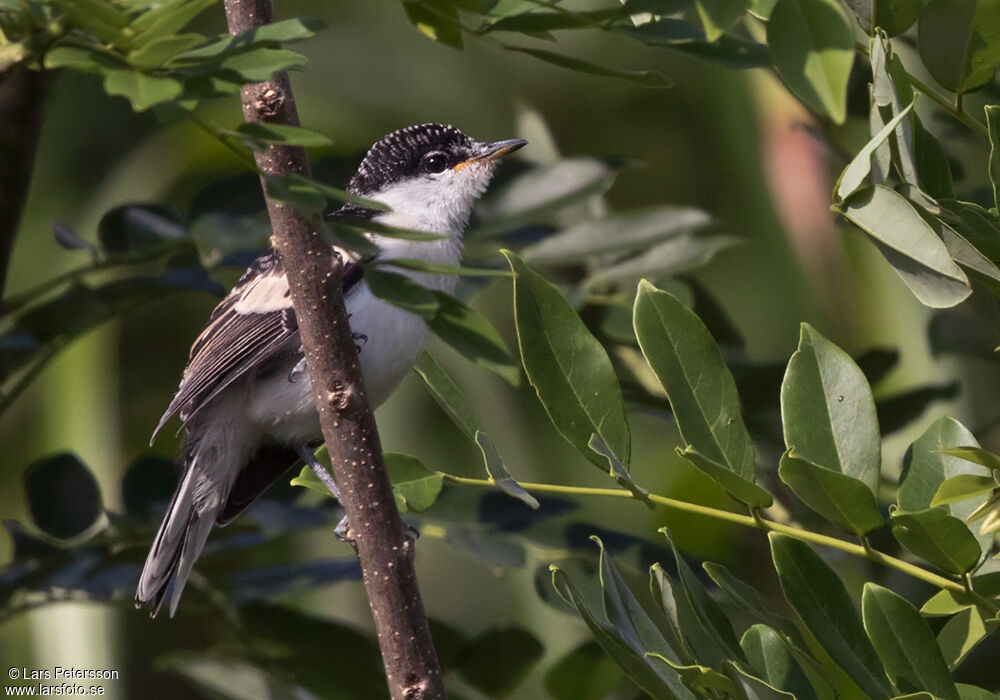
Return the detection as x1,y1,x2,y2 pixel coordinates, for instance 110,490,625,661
135,448,225,618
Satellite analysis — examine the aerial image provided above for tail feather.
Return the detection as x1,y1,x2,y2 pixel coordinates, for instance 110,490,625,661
135,454,223,617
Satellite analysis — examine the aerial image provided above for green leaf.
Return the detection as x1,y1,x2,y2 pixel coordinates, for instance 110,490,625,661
917,0,1000,94
647,655,737,695
128,33,205,69
289,464,332,496
957,684,999,700
621,21,771,69
703,563,790,631
914,117,955,200
741,624,817,700
694,0,748,41
172,18,325,61
504,251,632,473
835,185,971,308
767,0,854,123
987,105,1000,211
835,99,915,201
544,641,623,700
24,454,103,540
425,291,519,386
930,474,997,507
675,446,773,507
455,627,543,697
940,224,1000,295
594,537,683,663
522,206,712,264
845,0,924,36
476,430,539,509
101,69,183,111
725,662,797,700
403,0,463,49
890,508,983,574
935,446,1000,471
414,351,478,441
550,566,697,699
778,449,883,535
900,417,994,554
503,46,672,88
231,123,334,149
220,47,307,81
131,0,215,46
587,234,741,286
43,45,107,72
384,453,443,513
660,529,745,667
862,583,959,699
780,322,881,495
769,533,892,699
937,605,988,670
365,268,440,318
633,280,767,506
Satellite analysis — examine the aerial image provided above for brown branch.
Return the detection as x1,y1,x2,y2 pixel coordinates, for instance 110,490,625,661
0,68,47,308
221,2,445,698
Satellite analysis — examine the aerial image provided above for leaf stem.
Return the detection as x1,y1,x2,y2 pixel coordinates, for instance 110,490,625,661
441,474,999,610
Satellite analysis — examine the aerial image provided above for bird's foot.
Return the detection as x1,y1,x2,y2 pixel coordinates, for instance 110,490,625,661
294,443,341,501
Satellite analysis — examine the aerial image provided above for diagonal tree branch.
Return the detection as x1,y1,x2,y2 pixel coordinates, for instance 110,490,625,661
222,2,445,697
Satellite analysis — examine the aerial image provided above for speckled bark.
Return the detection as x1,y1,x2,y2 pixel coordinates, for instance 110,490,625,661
223,2,445,697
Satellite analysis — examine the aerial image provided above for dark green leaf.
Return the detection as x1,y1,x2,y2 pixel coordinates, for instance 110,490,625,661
914,117,955,200
648,655,737,695
102,69,183,111
587,234,740,285
725,662,796,699
890,508,983,574
778,449,884,535
264,173,386,214
917,0,1000,94
24,454,103,540
837,186,971,307
862,583,959,699
767,0,854,123
987,105,1000,211
544,641,623,700
426,291,519,385
846,0,923,35
550,566,697,699
483,8,627,33
634,280,767,506
661,529,744,667
455,627,543,696
128,33,205,69
384,453,443,513
172,18,325,61
621,20,771,69
769,533,892,699
780,322,881,494
365,268,440,318
694,0,748,40
503,46,672,88
477,430,539,509
741,624,817,700
403,0,464,49
522,206,712,264
97,203,186,252
232,122,334,149
414,351,478,441
504,251,632,472
219,47,307,81
937,605,988,670
675,445,773,507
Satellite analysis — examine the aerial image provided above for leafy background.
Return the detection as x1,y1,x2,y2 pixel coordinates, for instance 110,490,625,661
3,0,1000,697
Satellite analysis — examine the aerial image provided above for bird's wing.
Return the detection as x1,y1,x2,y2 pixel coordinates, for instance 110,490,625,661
151,250,364,443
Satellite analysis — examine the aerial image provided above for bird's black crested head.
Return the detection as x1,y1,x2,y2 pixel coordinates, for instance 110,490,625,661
348,123,474,196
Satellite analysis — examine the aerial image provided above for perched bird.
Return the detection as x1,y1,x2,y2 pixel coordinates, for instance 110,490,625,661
136,124,526,616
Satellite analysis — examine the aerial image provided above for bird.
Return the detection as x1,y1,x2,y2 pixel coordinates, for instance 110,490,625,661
136,123,527,617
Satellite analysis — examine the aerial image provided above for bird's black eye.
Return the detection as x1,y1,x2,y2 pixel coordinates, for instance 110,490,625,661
422,152,448,174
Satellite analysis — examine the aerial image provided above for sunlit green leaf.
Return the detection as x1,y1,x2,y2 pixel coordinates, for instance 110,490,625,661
781,323,880,495
836,186,971,308
769,533,892,699
384,453,443,513
131,0,215,47
767,0,854,123
634,280,768,506
937,605,988,670
917,0,1000,94
741,624,817,700
588,234,740,286
725,662,796,700
220,48,308,82
778,449,883,535
102,69,183,111
403,0,464,49
931,474,997,507
862,583,959,699
172,18,325,61
891,508,983,574
835,99,915,201
365,268,440,318
504,251,632,474
693,0,747,41
414,351,478,441
426,292,519,385
231,122,334,150
987,105,1000,211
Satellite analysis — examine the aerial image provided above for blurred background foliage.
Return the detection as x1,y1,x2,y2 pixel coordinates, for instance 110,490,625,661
3,0,1000,697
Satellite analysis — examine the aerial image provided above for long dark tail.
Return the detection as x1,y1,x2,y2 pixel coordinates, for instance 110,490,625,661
135,451,222,617
135,443,302,616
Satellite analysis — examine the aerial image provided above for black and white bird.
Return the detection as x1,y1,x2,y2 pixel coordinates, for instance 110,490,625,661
136,124,526,616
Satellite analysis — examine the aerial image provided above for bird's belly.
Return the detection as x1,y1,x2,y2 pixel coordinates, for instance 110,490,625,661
246,283,430,444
